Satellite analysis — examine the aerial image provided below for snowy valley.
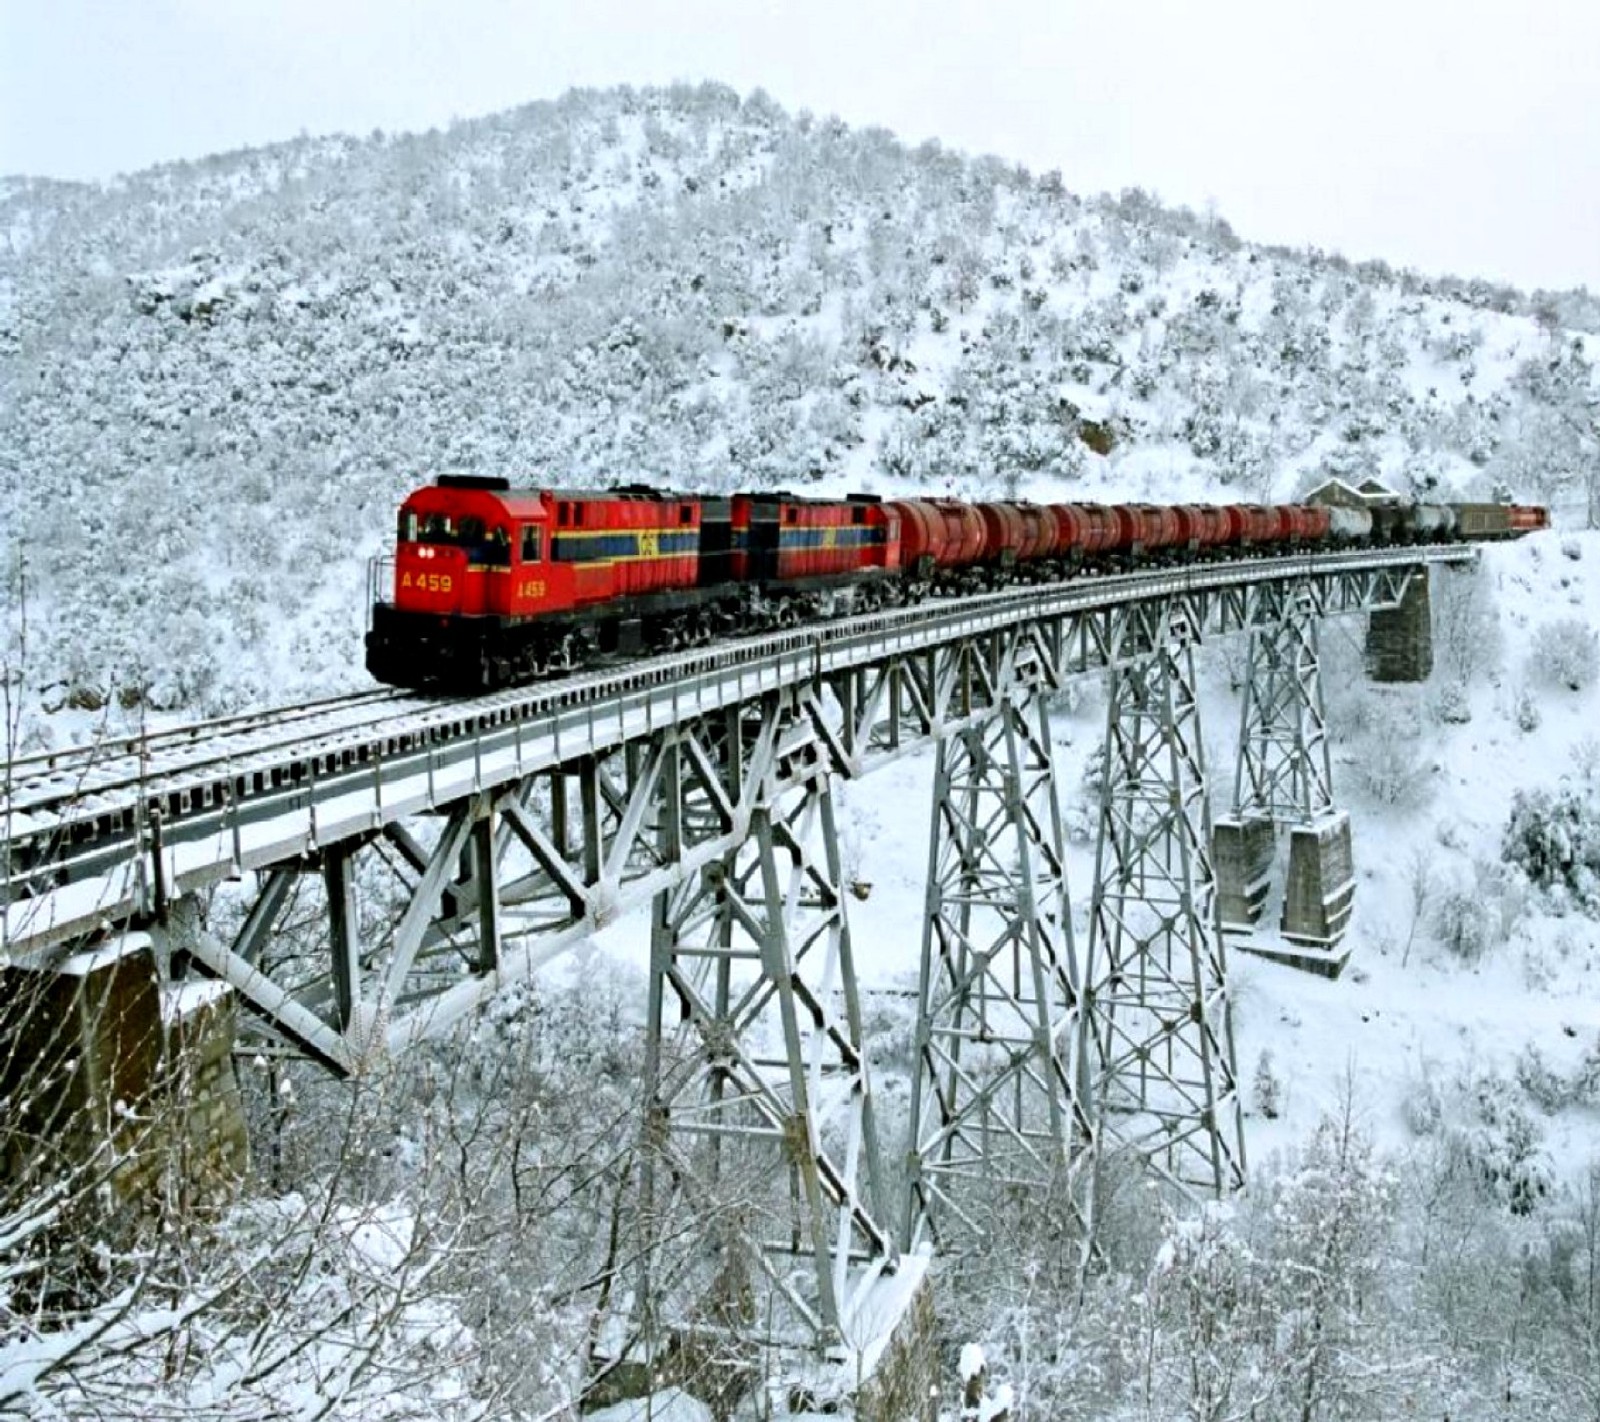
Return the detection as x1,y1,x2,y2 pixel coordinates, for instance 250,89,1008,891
4,83,1600,1419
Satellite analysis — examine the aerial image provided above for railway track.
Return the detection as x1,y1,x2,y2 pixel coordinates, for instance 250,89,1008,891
0,543,1477,963
0,578,1055,838
0,544,1472,858
2,687,425,819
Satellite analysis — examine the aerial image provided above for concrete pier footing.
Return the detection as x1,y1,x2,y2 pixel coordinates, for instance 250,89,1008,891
1366,571,1433,683
1280,811,1356,952
1212,816,1276,931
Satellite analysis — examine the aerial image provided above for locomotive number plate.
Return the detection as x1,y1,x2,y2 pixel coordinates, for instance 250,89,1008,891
517,579,548,599
401,572,454,594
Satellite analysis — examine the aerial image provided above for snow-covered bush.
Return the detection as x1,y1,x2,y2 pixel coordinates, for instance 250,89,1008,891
1528,617,1600,692
1514,682,1543,732
1251,1049,1282,1120
1452,1076,1554,1215
1432,679,1472,725
1569,1035,1600,1107
1434,885,1491,961
1515,1043,1572,1114
1345,690,1433,809
1502,782,1600,913
1401,1063,1444,1137
1432,561,1501,689
1574,734,1600,784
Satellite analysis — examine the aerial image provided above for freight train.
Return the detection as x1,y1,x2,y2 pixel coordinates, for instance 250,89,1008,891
364,476,1548,692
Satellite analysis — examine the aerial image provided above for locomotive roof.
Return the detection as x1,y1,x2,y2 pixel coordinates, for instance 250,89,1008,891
429,475,702,503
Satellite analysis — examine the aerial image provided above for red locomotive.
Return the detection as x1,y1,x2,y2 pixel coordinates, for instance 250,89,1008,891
366,476,1548,692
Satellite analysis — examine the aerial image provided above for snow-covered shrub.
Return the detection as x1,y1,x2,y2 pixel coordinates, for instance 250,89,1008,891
1574,734,1600,784
1432,561,1501,689
1528,617,1600,692
1569,1035,1600,1107
1452,1076,1553,1215
1432,680,1472,725
1515,1043,1571,1114
1433,885,1491,962
1353,722,1432,808
1252,1049,1282,1120
1502,783,1600,913
1343,689,1434,809
1432,857,1521,963
1401,1064,1444,1137
858,992,919,1076
1514,683,1543,732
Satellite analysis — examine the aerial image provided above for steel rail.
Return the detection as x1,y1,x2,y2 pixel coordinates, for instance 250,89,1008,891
2,688,414,805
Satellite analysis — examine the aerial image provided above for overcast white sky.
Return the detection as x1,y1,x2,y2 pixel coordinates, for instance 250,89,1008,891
3,0,1597,293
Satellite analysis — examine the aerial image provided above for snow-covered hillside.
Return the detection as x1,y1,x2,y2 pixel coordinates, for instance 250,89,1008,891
2,82,1596,732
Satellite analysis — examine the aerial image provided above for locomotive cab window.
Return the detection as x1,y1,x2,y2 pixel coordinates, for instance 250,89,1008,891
398,510,419,542
521,527,543,562
852,506,866,525
679,506,693,526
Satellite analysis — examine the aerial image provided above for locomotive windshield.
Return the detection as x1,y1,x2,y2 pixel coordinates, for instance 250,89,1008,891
399,510,510,562
402,511,460,544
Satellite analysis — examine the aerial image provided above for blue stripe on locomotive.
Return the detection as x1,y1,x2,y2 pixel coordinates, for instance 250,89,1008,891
551,530,700,563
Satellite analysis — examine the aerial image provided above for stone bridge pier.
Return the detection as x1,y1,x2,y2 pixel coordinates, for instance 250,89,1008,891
1,924,248,1226
1212,568,1434,976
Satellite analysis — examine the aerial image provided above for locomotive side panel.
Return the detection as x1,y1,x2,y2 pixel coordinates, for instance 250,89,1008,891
551,494,701,607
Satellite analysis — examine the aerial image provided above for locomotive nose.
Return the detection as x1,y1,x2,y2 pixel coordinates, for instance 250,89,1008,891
394,544,470,613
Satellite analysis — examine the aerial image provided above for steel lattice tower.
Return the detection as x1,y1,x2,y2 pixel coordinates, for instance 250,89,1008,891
902,690,1094,1252
633,690,894,1351
1221,590,1356,951
1233,592,1335,823
1086,614,1246,1197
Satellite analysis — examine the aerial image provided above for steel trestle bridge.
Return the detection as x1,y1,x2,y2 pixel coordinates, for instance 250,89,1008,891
1,544,1471,1348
